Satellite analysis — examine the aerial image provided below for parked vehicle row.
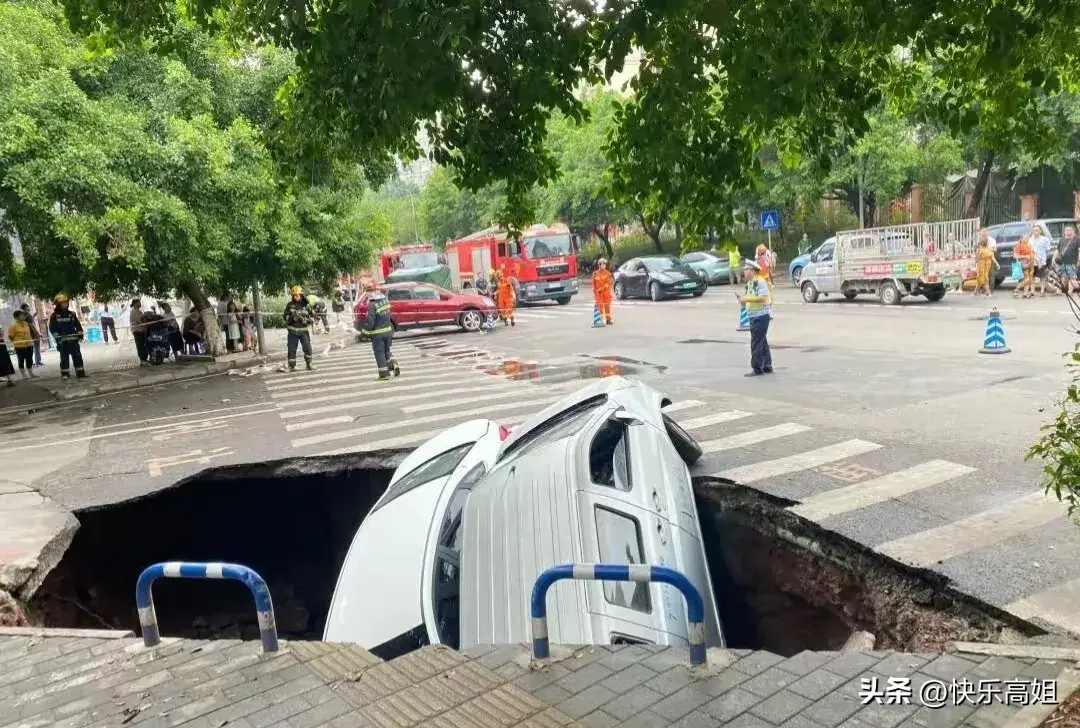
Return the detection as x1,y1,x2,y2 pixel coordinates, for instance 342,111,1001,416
325,377,726,657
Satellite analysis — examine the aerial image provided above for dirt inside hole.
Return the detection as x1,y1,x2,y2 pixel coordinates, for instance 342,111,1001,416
23,460,1041,657
695,477,1043,655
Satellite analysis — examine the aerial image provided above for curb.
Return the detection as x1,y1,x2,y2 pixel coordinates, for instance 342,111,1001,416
951,641,1080,662
1005,668,1080,728
0,626,134,639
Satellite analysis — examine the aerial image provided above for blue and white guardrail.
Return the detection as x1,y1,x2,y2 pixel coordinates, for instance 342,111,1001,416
530,563,707,666
135,562,279,653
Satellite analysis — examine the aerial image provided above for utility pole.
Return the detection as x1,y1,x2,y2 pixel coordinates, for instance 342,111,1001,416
252,283,267,356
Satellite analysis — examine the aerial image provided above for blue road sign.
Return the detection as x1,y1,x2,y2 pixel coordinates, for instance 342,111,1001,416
760,209,780,231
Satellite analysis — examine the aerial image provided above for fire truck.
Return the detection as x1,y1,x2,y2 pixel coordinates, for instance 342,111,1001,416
376,244,453,288
445,223,579,304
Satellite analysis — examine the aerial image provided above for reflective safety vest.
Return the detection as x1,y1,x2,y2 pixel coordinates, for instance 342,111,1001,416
49,309,83,342
362,294,393,336
283,300,314,333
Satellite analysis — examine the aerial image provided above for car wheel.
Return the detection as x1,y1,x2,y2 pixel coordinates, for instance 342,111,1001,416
791,265,804,287
663,413,703,465
801,281,819,303
459,308,483,331
879,281,900,305
614,281,626,300
925,288,946,302
692,284,705,297
843,291,857,300
556,297,571,305
649,281,663,302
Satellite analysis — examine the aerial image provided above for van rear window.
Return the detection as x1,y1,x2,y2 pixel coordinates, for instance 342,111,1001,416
371,442,475,514
595,506,651,614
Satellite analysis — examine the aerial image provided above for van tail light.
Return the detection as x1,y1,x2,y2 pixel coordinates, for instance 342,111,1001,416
498,424,512,440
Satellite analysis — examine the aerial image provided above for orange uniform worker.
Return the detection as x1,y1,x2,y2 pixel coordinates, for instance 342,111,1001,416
496,270,516,326
755,244,775,289
592,258,614,324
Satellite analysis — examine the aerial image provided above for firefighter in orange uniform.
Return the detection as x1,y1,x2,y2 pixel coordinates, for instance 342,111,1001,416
496,270,516,326
592,258,614,324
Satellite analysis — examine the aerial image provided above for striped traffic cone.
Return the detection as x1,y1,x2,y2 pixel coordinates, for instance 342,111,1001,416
592,305,605,327
978,309,1011,355
736,305,751,332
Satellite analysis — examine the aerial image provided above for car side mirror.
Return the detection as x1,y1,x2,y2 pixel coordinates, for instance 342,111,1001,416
439,292,451,301
810,253,819,263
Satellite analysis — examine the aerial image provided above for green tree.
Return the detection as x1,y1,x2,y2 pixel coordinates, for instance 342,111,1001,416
544,90,629,259
419,166,507,244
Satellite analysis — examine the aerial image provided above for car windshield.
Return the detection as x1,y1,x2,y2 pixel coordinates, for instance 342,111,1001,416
398,251,438,268
643,257,682,272
522,234,573,259
370,442,475,514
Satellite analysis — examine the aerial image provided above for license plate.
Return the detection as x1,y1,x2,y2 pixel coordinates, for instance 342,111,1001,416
681,282,696,289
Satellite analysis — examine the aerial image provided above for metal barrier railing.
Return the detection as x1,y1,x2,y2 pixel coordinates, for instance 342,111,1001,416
530,563,707,666
135,562,279,653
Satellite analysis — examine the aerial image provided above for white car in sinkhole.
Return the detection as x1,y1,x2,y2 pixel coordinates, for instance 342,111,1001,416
324,376,725,657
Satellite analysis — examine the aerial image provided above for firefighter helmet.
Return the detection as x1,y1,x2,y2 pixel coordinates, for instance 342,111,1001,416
290,285,303,295
54,293,68,304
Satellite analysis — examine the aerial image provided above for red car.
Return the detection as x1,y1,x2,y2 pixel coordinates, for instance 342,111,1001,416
353,282,496,333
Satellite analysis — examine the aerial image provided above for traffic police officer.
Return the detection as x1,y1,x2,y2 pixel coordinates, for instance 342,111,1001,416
360,283,399,380
283,285,316,372
49,294,87,378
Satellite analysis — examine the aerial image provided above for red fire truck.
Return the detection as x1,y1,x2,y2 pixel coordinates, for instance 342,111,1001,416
445,223,579,304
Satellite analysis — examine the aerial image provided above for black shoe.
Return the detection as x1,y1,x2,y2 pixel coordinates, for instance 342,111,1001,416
763,368,774,374
75,371,87,379
744,370,763,377
392,363,401,377
510,318,515,327
306,363,316,371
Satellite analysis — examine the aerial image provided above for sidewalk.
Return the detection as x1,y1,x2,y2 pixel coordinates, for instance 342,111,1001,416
0,322,355,406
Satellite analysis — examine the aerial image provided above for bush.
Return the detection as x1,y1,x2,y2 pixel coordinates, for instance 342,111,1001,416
261,313,285,329
1027,343,1080,523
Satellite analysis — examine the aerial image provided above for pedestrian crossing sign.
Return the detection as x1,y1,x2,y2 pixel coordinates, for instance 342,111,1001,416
760,210,780,231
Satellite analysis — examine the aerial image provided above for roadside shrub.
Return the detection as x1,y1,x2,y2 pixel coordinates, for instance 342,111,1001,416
1027,343,1080,523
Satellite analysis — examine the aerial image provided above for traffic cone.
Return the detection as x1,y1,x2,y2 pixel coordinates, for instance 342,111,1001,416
978,309,1011,355
592,305,605,328
736,305,751,332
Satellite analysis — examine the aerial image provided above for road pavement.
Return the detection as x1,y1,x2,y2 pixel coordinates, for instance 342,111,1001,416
4,281,1080,640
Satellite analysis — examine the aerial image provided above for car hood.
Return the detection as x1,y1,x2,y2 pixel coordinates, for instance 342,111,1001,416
323,476,447,646
791,254,811,268
652,268,695,280
387,420,494,490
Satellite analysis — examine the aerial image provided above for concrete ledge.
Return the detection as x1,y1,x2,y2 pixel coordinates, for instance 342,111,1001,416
951,641,1080,662
0,626,134,639
1004,667,1080,728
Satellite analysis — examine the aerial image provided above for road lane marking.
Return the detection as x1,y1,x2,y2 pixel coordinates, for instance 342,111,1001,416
272,374,508,407
269,369,463,399
876,490,1067,567
266,360,437,391
791,460,976,522
148,447,235,477
310,414,537,456
7,408,279,452
700,423,811,454
277,379,504,418
291,397,560,448
660,400,706,414
400,386,532,414
287,385,525,430
1007,579,1080,635
676,411,753,430
714,440,883,483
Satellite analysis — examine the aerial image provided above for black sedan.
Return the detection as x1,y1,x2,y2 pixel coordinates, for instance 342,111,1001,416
613,255,707,301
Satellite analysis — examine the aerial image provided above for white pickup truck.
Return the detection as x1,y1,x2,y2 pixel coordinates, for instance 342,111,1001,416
799,219,980,305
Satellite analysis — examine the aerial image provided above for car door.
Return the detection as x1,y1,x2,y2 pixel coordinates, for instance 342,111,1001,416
577,414,687,645
385,286,414,326
625,260,648,296
410,286,446,326
808,240,839,292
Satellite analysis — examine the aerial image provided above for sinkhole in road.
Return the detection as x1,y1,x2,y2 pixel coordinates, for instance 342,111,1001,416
27,459,1041,657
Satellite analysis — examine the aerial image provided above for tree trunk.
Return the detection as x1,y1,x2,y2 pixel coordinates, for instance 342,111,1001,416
635,211,666,252
179,279,225,357
593,225,615,260
965,150,996,219
674,222,685,247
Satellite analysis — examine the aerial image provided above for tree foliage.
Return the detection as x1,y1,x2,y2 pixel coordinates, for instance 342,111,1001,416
0,1,389,307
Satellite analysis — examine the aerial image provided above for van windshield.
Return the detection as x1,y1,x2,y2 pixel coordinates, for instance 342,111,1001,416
371,442,475,514
522,234,573,259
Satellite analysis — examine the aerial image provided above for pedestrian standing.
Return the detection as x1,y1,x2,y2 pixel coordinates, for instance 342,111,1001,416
1013,236,1036,298
242,306,256,351
1030,224,1057,296
360,283,399,381
592,258,614,325
496,270,516,326
739,260,773,377
49,293,87,379
182,307,205,354
159,302,184,358
129,299,148,363
1054,225,1080,295
283,285,316,372
974,239,994,297
755,244,775,291
226,299,242,349
727,246,741,285
98,301,118,344
19,304,44,366
0,328,15,387
7,311,37,379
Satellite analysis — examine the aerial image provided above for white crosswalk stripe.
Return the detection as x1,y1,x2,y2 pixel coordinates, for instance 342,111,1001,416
253,340,1080,634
